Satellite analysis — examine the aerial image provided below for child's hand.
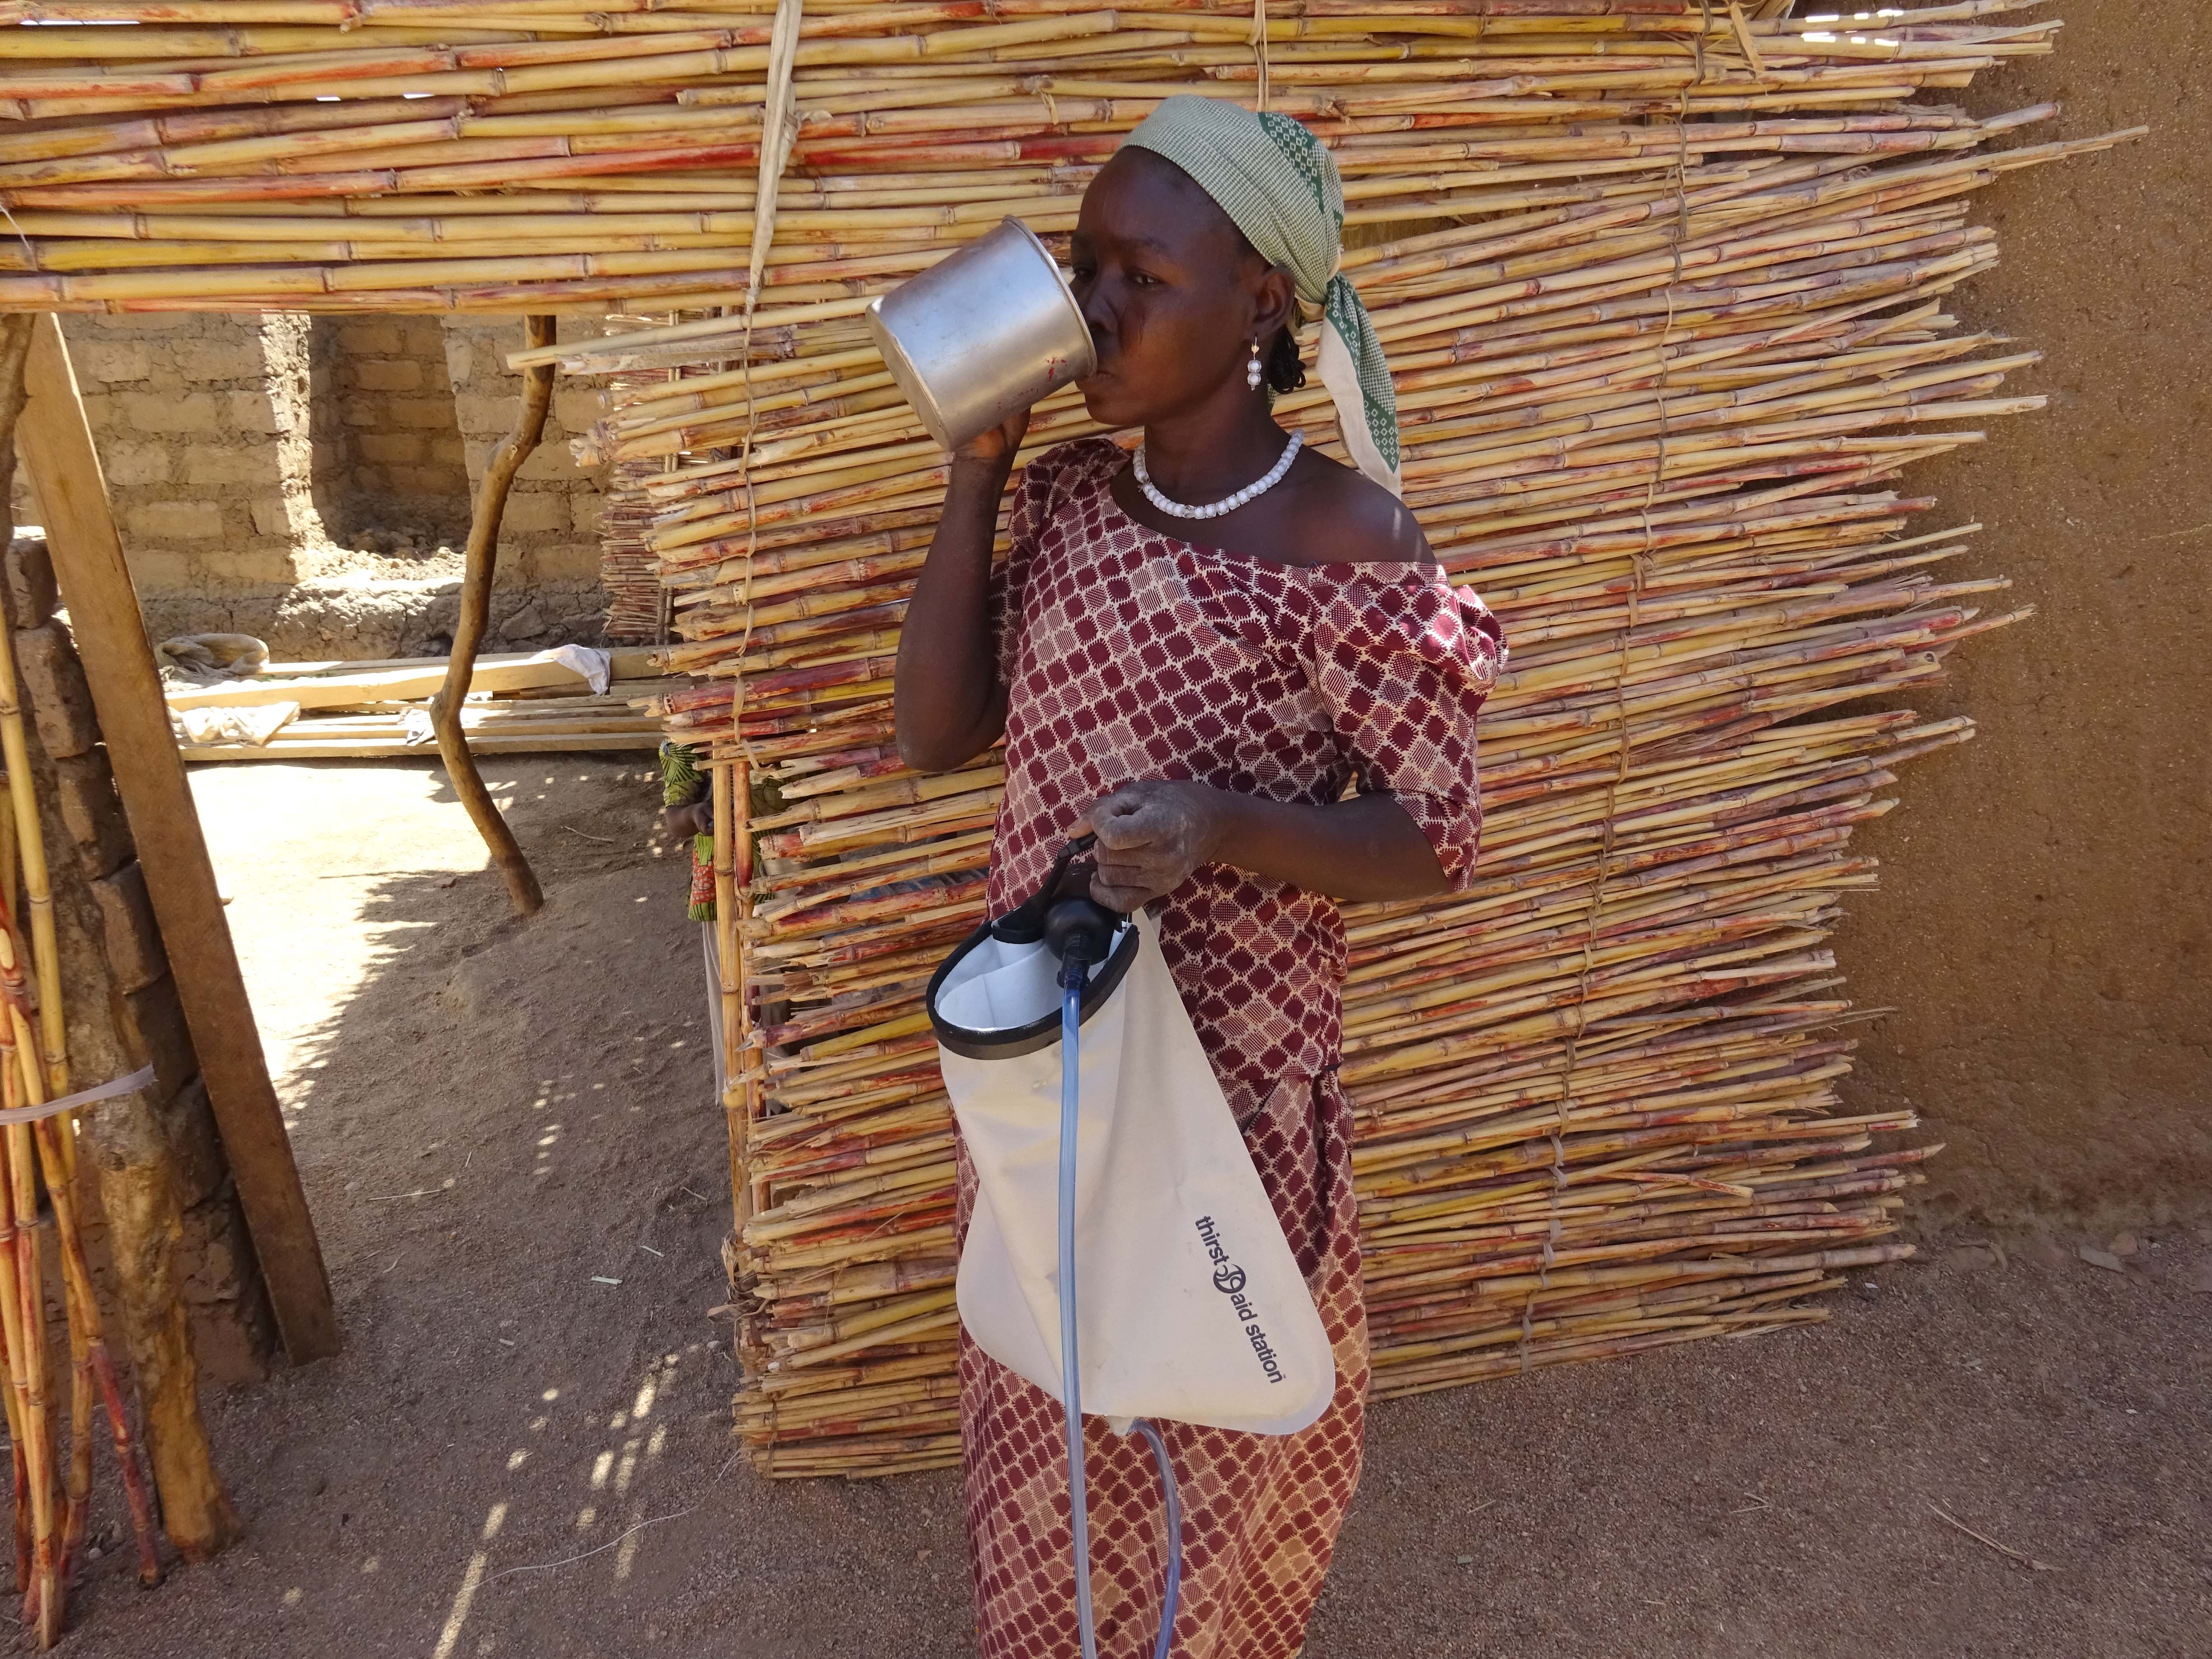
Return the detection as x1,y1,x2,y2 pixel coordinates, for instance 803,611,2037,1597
663,801,711,839
1072,782,1225,914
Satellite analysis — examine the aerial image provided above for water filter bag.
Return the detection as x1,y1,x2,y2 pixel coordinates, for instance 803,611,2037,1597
930,911,1335,1437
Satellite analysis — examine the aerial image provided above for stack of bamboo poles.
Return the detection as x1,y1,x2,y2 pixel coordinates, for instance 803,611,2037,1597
547,9,2137,1479
0,0,2133,1482
586,320,736,642
0,0,2077,315
599,363,679,642
0,620,162,1638
174,690,671,760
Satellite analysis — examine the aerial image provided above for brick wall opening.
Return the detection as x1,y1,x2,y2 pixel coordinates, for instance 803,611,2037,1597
306,316,473,553
7,313,614,659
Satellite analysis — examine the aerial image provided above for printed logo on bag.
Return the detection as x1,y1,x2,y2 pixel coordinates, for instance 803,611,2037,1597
1195,1215,1285,1385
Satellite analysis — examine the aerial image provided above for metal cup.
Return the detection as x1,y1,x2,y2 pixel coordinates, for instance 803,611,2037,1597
865,217,1097,452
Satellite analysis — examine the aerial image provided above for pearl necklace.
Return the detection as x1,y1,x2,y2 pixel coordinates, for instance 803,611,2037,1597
1133,431,1303,521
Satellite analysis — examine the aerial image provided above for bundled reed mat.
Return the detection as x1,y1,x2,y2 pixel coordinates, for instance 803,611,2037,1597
0,1,2137,1480
163,646,675,759
539,4,2138,1481
0,0,2109,315
600,356,679,643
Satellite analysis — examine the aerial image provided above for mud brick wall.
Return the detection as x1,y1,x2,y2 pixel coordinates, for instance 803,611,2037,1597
5,313,287,588
2,532,279,1385
307,314,475,549
6,313,613,659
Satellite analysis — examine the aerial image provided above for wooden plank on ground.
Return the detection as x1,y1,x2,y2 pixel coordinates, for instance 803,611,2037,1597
179,647,665,684
18,315,339,1364
180,735,663,762
164,655,595,712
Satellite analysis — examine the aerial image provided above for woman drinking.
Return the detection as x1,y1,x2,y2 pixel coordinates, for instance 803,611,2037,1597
894,96,1506,1659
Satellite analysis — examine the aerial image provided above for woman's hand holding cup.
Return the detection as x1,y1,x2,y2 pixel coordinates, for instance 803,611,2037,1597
952,407,1032,478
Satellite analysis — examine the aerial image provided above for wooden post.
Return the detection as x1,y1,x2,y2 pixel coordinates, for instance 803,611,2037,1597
432,314,553,916
3,316,243,1568
712,762,744,1219
15,314,338,1364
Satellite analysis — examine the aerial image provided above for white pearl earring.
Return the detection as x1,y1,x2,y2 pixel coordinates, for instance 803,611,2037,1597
1247,338,1263,391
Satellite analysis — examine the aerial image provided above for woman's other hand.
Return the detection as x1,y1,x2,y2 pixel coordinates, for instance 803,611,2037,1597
1073,781,1226,913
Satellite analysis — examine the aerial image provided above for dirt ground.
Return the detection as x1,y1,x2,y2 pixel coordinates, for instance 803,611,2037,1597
44,759,2208,1659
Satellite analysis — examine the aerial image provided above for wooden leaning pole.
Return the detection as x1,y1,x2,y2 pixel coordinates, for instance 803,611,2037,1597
431,314,558,918
0,310,299,1636
11,315,337,1365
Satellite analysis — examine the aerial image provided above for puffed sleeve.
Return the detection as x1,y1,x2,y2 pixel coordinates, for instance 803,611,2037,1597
1311,572,1505,891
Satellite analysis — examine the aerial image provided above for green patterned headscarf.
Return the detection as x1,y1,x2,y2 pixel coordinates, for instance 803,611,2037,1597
1123,95,1401,494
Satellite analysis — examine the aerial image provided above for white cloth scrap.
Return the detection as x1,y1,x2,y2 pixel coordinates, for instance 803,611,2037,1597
550,643,613,696
171,701,299,747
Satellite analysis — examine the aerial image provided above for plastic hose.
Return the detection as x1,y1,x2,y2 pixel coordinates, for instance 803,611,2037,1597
1133,1419,1184,1659
1058,973,1098,1659
1059,964,1183,1659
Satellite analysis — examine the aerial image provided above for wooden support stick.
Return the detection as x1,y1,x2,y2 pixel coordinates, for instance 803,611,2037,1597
0,314,241,1561
729,760,769,1224
432,312,553,916
0,317,31,1600
716,760,770,1212
712,757,758,1366
15,313,338,1364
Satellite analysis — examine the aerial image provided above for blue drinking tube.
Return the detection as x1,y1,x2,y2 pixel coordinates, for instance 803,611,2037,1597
1057,944,1181,1659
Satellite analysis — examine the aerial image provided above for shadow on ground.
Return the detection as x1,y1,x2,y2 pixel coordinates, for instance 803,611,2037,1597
46,756,2212,1659
68,758,969,1659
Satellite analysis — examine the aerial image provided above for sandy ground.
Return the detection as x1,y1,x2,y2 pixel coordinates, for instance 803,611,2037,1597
41,759,2208,1659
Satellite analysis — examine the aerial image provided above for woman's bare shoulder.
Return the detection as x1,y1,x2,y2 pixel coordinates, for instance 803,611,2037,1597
1270,449,1430,567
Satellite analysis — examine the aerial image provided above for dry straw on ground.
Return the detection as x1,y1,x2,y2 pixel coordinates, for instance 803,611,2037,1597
0,0,2142,1482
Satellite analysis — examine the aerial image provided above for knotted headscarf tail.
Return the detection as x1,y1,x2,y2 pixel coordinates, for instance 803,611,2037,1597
1123,95,1402,496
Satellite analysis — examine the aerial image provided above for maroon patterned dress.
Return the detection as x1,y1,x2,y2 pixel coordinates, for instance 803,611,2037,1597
962,437,1504,1659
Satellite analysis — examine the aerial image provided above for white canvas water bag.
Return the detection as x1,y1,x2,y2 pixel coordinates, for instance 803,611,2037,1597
930,909,1335,1438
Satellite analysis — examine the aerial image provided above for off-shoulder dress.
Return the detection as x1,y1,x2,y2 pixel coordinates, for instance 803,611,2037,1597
961,437,1505,1659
